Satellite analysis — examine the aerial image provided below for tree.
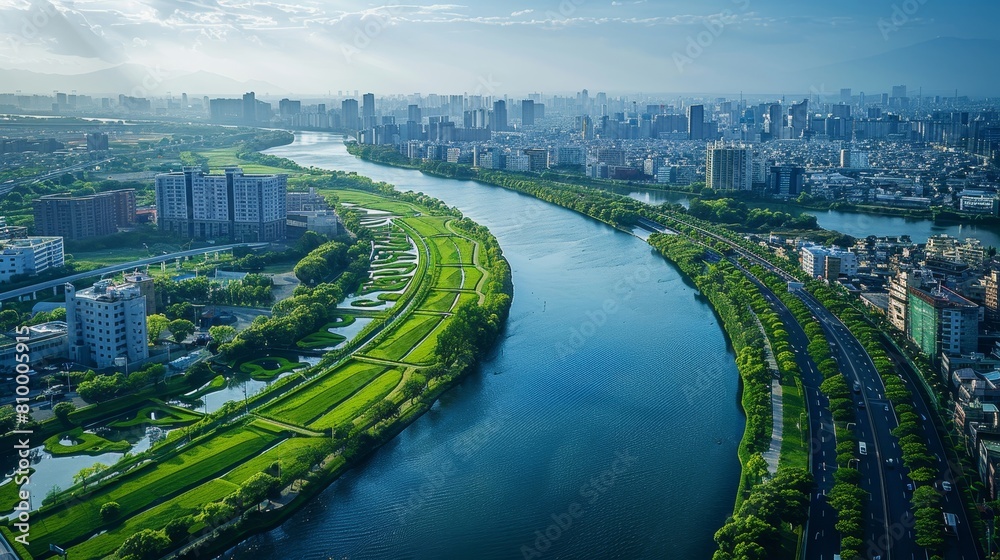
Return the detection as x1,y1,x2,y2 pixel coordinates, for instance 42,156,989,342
401,378,425,404
147,314,170,345
0,405,16,434
168,319,196,343
116,528,171,560
53,402,76,424
371,400,398,423
198,501,235,527
209,325,238,345
73,462,108,490
166,302,193,321
100,501,121,520
165,515,195,543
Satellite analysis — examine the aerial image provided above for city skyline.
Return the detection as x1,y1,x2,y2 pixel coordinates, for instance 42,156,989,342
1,1,999,95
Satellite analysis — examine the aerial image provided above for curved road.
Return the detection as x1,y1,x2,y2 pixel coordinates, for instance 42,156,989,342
0,243,268,302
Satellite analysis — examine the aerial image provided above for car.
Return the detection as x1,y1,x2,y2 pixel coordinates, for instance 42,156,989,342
886,458,894,468
906,483,914,491
858,401,866,409
884,404,890,412
942,481,952,492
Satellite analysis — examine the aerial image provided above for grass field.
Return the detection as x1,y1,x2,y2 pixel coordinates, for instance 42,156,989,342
108,404,202,429
261,361,388,427
66,478,240,559
26,423,279,557
420,290,459,313
44,427,132,456
404,217,452,237
309,369,403,430
778,376,808,470
402,318,450,365
221,438,326,485
197,147,303,176
0,469,32,515
297,329,348,349
430,237,462,265
181,375,227,401
437,267,465,290
366,314,442,363
462,266,484,290
451,237,477,265
334,191,420,215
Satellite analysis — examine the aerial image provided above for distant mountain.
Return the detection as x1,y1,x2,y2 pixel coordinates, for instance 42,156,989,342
0,64,287,97
799,37,1000,97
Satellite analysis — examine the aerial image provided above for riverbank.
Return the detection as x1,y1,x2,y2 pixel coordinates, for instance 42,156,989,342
347,142,816,557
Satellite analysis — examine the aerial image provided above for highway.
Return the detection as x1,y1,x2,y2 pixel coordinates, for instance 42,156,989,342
798,289,982,560
737,263,841,560
0,243,268,302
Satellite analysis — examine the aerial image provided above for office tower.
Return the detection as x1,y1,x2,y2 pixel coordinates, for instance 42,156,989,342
788,99,808,138
66,280,148,369
182,93,188,107
881,93,890,105
521,100,535,126
342,98,360,131
840,88,852,103
362,93,376,128
768,165,805,197
155,167,287,241
832,104,851,120
242,92,257,125
767,104,782,138
688,104,705,140
892,85,907,99
408,104,421,124
33,190,135,240
491,100,507,132
705,142,752,191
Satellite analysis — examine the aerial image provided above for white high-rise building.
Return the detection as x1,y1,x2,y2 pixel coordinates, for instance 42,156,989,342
0,237,64,283
66,280,148,368
156,167,287,241
706,142,752,191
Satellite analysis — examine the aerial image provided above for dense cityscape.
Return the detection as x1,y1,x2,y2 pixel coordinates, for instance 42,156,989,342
2,1,1000,560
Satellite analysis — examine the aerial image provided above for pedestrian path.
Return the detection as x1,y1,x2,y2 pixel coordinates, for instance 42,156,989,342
762,379,783,475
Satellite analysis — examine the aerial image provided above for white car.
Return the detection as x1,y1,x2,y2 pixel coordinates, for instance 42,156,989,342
941,481,952,492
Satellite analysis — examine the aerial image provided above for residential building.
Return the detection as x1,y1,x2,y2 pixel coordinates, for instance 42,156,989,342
123,270,156,315
33,189,136,240
800,243,858,280
66,280,149,369
908,286,980,360
688,104,704,140
888,269,935,333
768,165,805,198
0,236,64,283
155,167,287,241
706,142,752,192
286,187,330,212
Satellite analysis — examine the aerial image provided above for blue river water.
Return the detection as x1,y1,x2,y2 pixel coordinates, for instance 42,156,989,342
224,132,746,559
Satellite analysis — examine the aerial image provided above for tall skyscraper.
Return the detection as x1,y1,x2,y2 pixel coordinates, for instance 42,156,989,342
840,88,852,103
362,93,376,128
789,99,808,138
767,104,782,138
407,104,421,124
521,100,535,126
155,167,287,241
687,104,704,140
491,100,507,132
242,92,256,125
341,98,359,131
891,85,907,99
706,142,752,192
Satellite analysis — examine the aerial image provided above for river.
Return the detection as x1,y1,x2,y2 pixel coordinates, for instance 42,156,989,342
612,187,1000,247
225,132,746,559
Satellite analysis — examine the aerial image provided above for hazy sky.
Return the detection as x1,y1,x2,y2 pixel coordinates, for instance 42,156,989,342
0,0,997,94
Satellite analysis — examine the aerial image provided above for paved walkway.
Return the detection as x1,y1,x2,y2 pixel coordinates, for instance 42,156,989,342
762,379,784,475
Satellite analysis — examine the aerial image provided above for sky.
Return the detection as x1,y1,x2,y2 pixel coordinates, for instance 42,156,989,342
0,0,997,95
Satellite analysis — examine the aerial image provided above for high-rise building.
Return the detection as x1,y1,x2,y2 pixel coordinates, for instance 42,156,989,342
242,92,257,125
33,190,136,240
767,103,782,138
66,280,149,368
789,99,808,138
521,100,535,126
705,142,752,191
86,132,109,151
491,100,508,132
840,88,852,103
892,85,907,99
908,286,979,360
0,237,64,283
768,165,805,198
341,98,360,131
407,104,421,124
688,104,705,140
279,98,301,117
362,93,376,128
155,167,287,241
